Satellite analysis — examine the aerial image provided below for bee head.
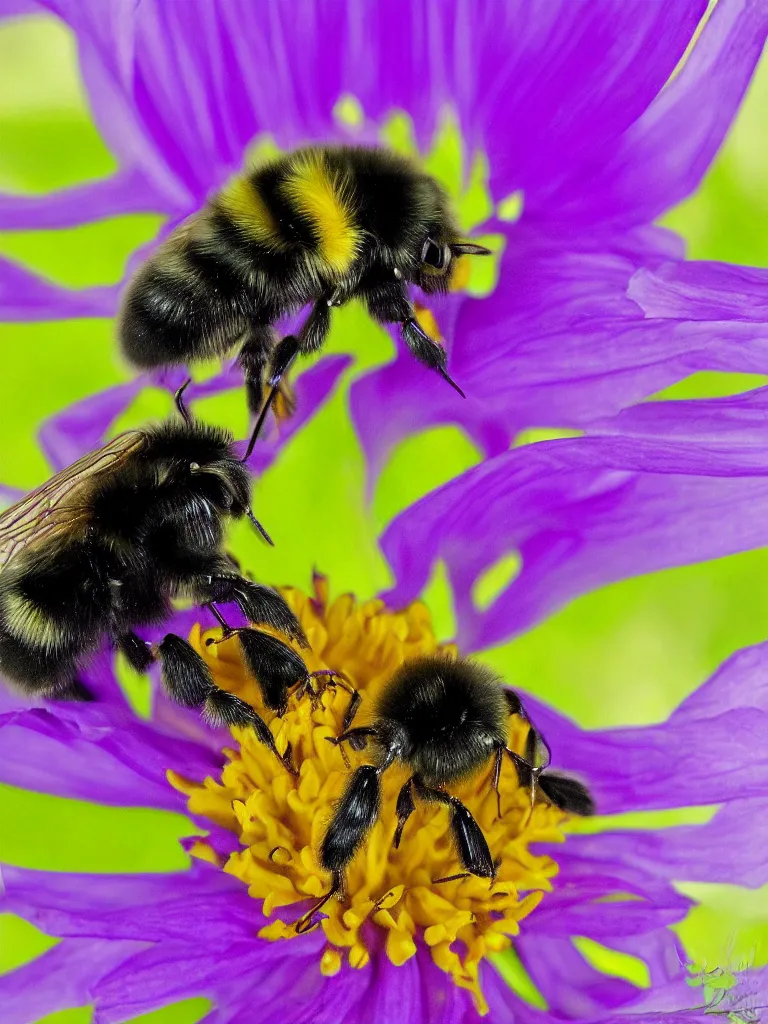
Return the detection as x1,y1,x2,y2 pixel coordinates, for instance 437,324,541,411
415,233,492,295
146,421,251,519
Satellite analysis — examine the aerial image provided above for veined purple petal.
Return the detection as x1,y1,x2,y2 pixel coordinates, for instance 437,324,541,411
39,379,145,471
1,861,259,944
629,259,768,321
92,935,324,1024
558,799,768,892
380,422,768,650
0,256,119,320
0,701,220,808
465,0,706,206
522,640,768,813
557,0,768,225
0,937,148,1024
352,234,768,484
36,0,193,210
0,168,171,230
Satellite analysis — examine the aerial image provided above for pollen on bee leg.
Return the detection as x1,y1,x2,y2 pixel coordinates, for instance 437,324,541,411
173,578,571,1016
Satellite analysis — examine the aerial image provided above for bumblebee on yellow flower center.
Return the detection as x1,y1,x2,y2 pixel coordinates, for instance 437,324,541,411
168,576,568,1014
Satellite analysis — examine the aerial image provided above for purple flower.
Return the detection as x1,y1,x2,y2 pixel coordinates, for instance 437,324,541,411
2,576,768,1024
2,1,768,1022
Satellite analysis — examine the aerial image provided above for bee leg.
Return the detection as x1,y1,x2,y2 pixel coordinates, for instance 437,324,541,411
400,316,465,398
116,631,154,673
413,777,495,879
297,297,332,354
238,323,277,416
295,871,343,935
155,633,292,771
537,773,595,817
325,725,376,751
267,334,300,388
361,278,466,398
393,776,416,849
319,764,384,885
309,671,361,731
197,574,307,647
230,627,308,716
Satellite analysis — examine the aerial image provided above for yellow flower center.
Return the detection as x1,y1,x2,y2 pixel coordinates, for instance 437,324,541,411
168,577,567,1014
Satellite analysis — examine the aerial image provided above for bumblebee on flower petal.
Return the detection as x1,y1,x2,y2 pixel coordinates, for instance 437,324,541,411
118,144,491,412
0,386,307,749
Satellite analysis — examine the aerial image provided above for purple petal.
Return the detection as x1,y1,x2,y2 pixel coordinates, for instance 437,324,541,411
557,0,768,225
0,701,220,808
352,234,768,485
557,799,768,894
0,168,171,230
92,936,324,1024
515,934,643,1017
466,0,706,206
0,938,148,1024
629,259,768,321
380,420,768,650
524,640,768,813
0,256,119,320
1,861,258,944
39,379,145,471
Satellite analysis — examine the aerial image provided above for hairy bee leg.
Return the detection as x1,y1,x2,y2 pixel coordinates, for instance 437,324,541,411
117,631,154,673
195,574,307,647
326,725,377,751
491,744,504,820
267,334,300,388
361,278,465,397
393,777,416,849
537,773,595,817
297,297,332,354
320,764,383,879
413,776,495,879
232,627,308,714
156,632,293,771
238,323,277,416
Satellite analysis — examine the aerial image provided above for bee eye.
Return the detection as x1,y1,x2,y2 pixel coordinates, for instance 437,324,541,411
421,236,449,270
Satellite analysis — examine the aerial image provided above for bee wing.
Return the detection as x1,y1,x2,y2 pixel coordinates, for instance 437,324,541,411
0,430,146,568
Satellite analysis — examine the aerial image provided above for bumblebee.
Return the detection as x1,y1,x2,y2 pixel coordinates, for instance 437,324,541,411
119,145,490,411
0,378,308,758
297,656,594,930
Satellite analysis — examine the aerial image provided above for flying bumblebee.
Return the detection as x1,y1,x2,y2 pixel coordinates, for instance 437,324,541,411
118,145,491,412
297,656,594,931
0,373,308,760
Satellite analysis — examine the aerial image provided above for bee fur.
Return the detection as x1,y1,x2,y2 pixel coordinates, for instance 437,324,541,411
0,393,309,750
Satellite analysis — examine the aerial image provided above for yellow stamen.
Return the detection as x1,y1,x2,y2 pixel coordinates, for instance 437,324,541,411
168,577,568,1014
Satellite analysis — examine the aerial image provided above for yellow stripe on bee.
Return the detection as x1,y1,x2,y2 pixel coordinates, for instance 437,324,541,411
282,153,361,274
1,589,62,649
217,175,286,249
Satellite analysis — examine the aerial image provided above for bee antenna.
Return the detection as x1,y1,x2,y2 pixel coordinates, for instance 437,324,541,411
450,242,492,257
175,379,193,424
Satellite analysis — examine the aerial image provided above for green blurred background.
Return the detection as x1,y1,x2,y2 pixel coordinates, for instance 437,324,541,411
0,13,767,1023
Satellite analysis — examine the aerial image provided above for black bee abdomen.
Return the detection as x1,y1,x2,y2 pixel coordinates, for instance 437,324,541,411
376,657,508,786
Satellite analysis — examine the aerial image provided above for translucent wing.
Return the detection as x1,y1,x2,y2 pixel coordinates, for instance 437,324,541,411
0,431,145,568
